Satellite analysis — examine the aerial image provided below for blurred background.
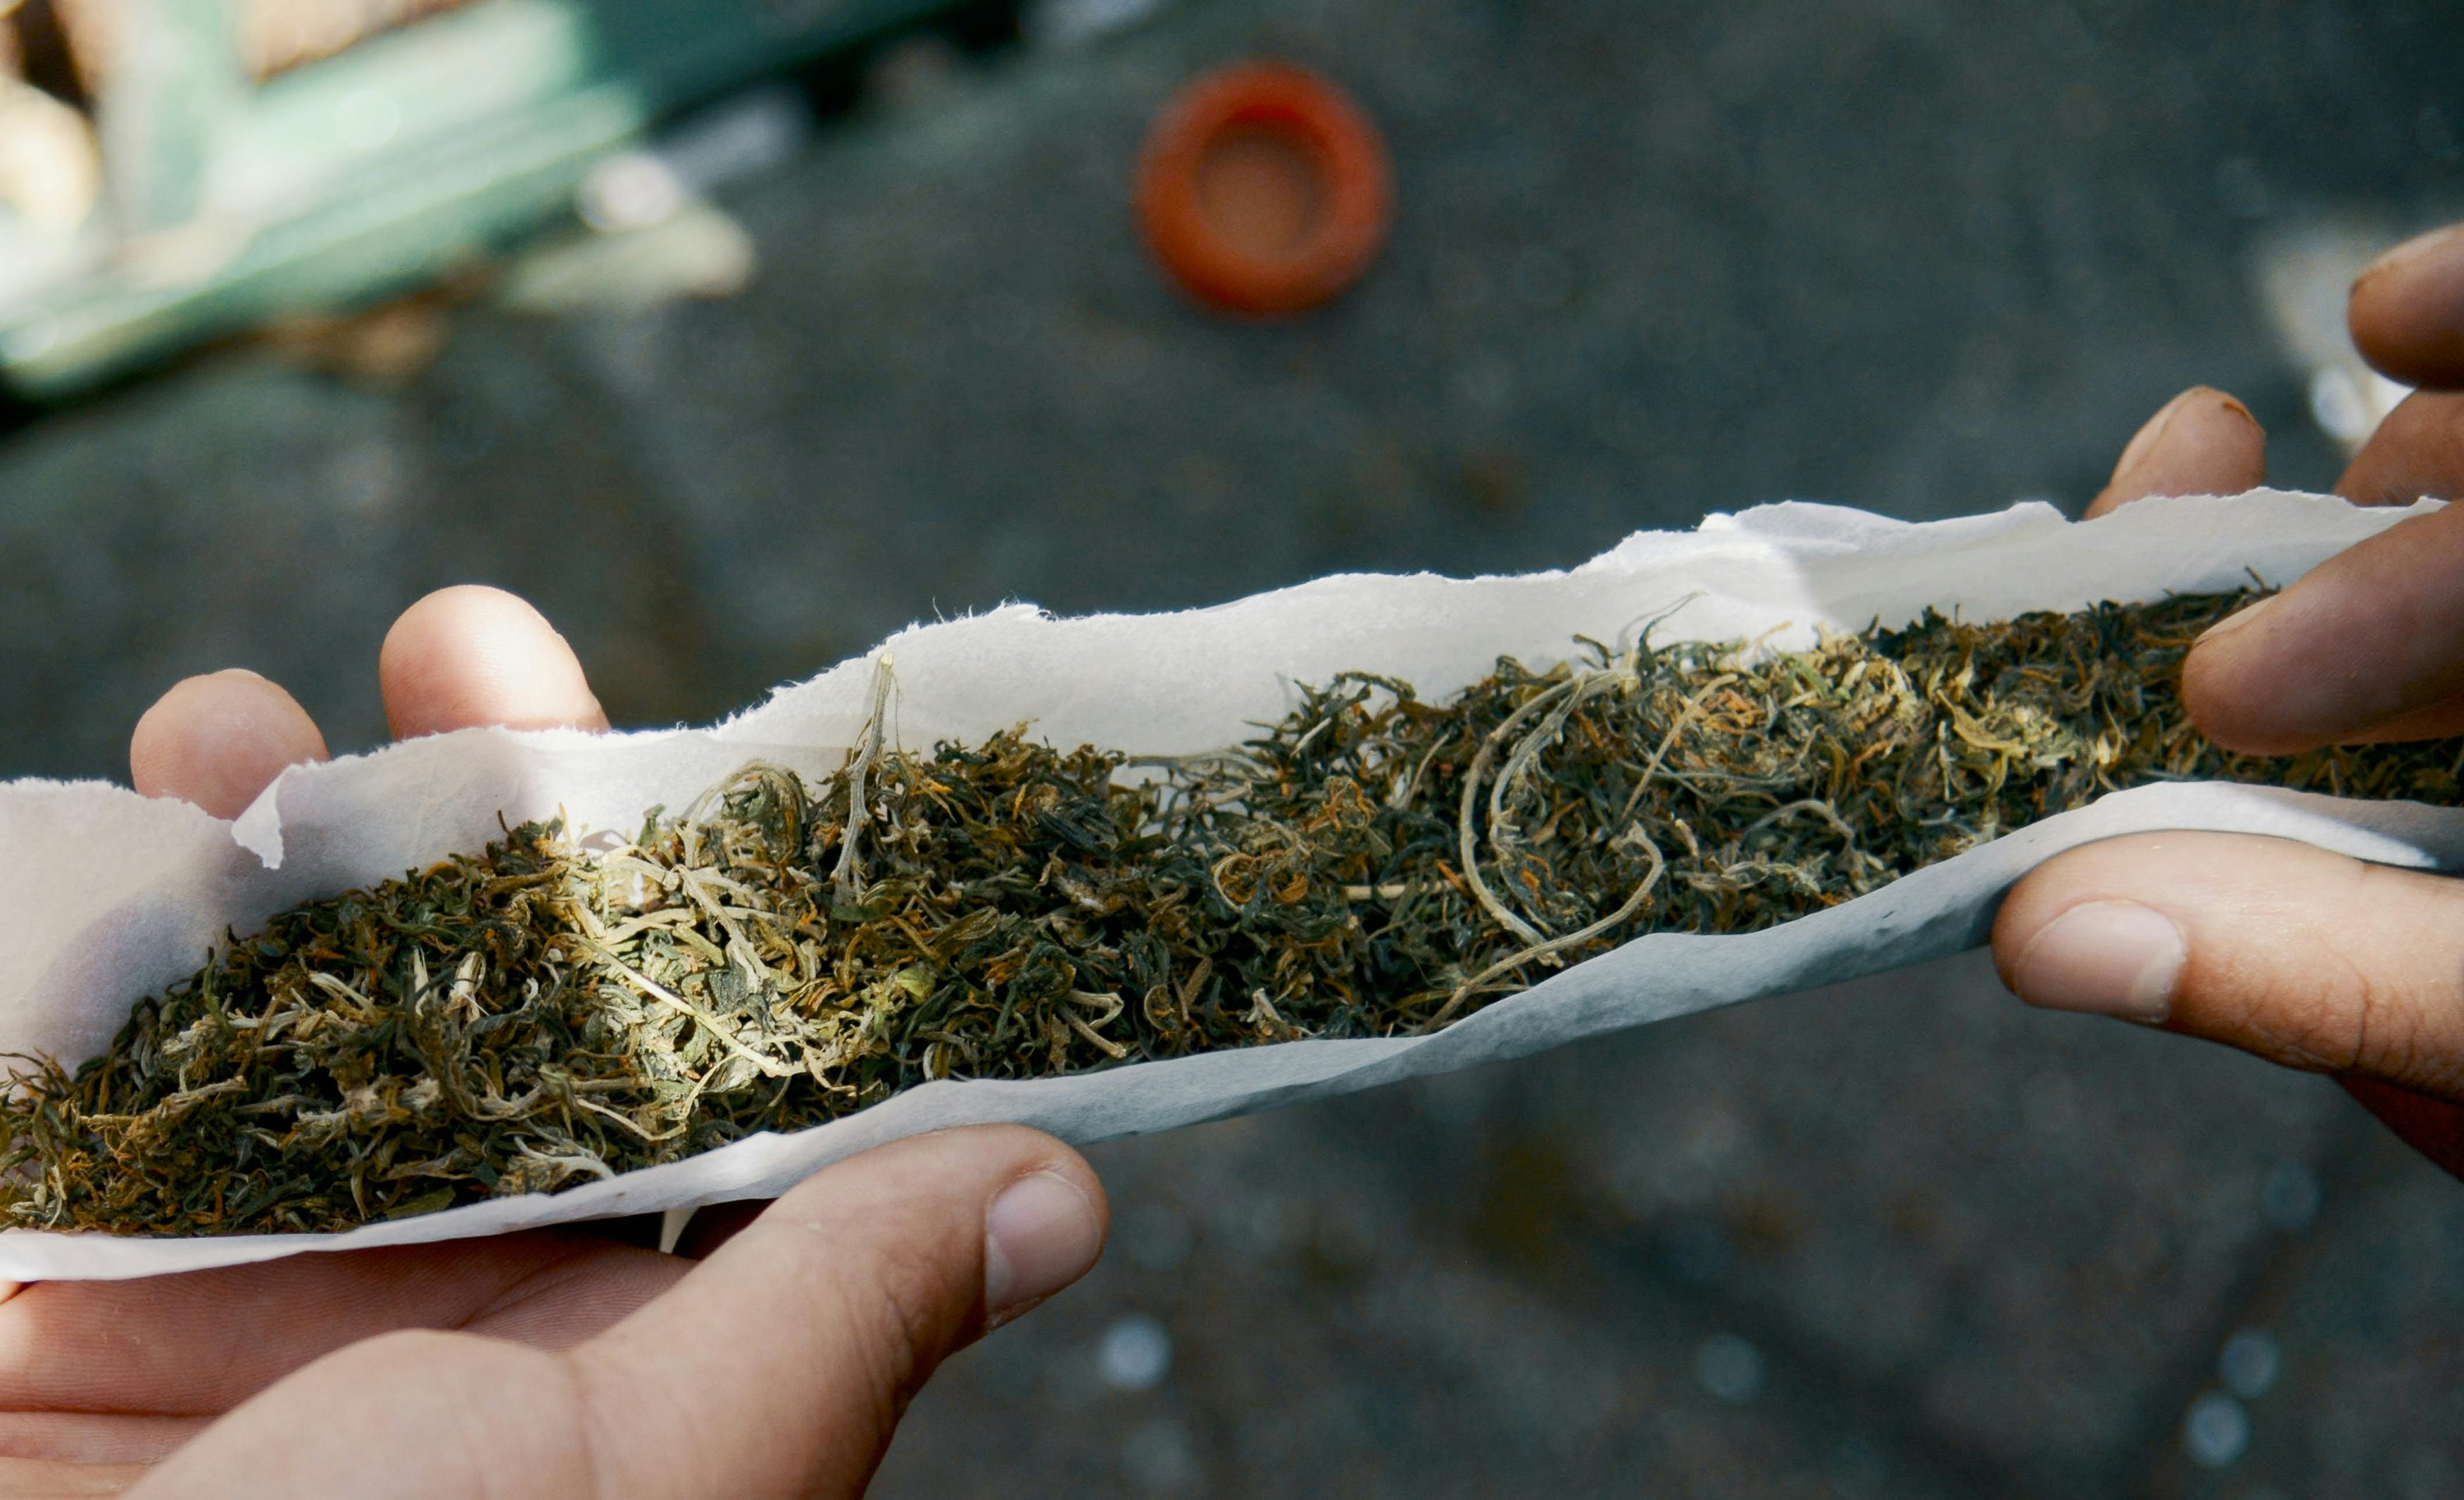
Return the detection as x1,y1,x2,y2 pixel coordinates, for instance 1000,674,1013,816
3,1,2462,1494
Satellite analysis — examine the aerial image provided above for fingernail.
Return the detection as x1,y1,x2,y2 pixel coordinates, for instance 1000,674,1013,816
984,1171,1102,1324
2011,900,2185,1023
2195,593,2275,644
2355,223,2464,292
2111,388,2199,483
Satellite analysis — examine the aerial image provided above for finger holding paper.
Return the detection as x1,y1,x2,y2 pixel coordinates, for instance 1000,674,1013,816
1999,246,2464,1176
0,586,661,1487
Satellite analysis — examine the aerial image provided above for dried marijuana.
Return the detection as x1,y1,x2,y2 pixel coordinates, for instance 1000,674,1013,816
8,591,2459,1237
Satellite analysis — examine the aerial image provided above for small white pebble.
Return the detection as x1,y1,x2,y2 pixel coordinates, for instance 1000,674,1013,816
2183,1391,2251,1468
1099,1313,1174,1392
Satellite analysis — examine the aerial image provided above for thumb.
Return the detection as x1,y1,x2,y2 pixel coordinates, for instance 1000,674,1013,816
577,1124,1107,1497
133,1126,1107,1500
1993,832,2464,1149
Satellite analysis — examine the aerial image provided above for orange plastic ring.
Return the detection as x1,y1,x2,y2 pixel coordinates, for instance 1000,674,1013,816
1136,62,1393,317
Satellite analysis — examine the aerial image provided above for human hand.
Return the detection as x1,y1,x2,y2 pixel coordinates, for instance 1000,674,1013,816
1996,223,2464,1178
5,1126,1104,1499
1,587,1110,1496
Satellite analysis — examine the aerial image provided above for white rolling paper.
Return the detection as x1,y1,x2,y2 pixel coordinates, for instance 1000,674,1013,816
1,489,2453,1281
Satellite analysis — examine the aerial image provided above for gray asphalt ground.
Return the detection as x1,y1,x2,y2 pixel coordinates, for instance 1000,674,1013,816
5,1,2464,1494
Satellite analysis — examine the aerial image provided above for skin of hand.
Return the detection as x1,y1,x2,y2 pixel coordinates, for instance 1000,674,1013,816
1,586,1109,1498
1999,222,2464,1179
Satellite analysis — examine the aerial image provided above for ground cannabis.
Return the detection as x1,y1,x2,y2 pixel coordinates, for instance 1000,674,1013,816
8,590,2460,1237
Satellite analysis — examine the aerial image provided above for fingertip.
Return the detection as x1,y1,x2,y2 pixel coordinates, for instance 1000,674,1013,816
1997,833,2464,1099
2333,389,2464,506
2180,496,2464,752
2178,604,2308,756
2180,583,2406,756
379,586,609,740
2085,386,2267,519
2349,222,2464,389
1990,844,2099,990
130,669,330,820
983,1161,1107,1328
1992,838,2198,1009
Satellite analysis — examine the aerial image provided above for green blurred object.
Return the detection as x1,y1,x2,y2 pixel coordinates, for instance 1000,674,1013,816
0,0,957,396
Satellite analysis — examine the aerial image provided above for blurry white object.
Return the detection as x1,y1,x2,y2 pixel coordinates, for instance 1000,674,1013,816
332,87,403,151
2306,365,2412,448
578,84,810,234
554,86,804,306
499,201,755,311
1097,1314,1173,1392
2182,1390,2251,1468
2253,220,2415,451
578,151,686,234
0,77,101,231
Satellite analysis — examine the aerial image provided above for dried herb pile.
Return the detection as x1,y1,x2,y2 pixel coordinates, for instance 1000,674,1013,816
8,590,2460,1237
